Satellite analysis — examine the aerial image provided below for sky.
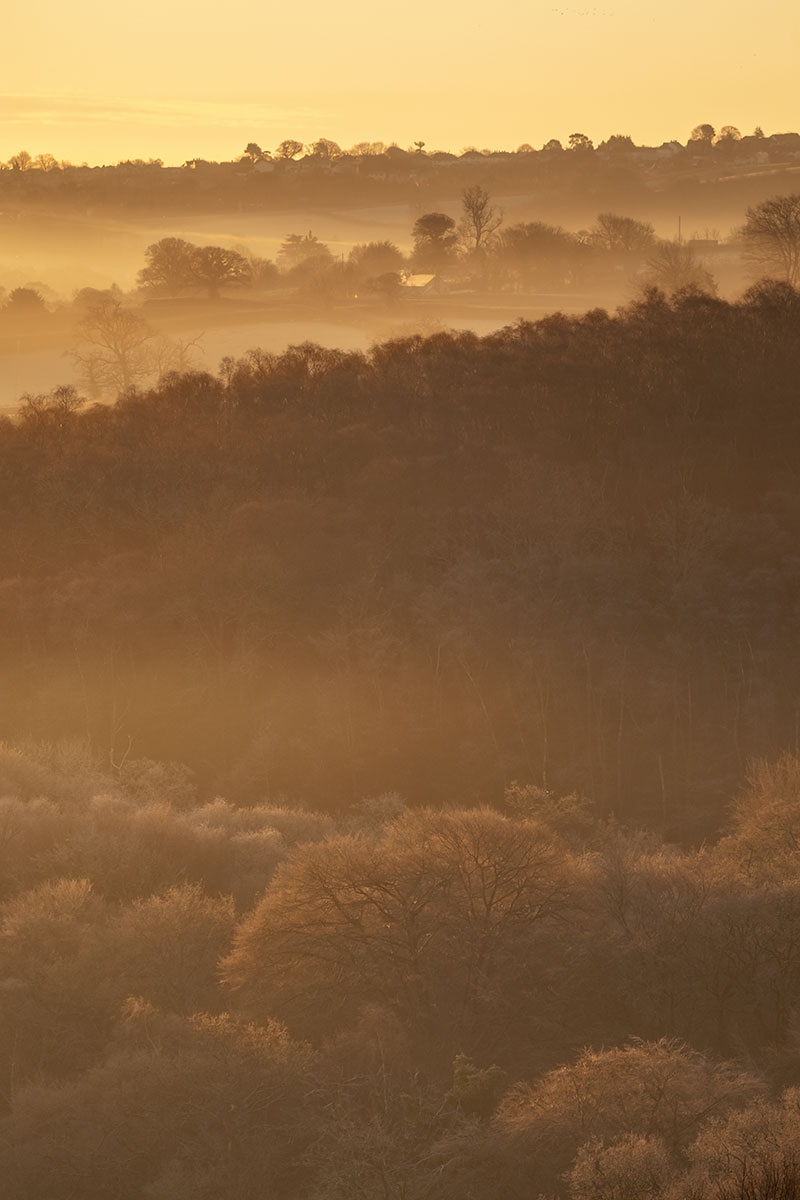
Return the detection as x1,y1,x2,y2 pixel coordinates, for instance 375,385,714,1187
2,0,799,165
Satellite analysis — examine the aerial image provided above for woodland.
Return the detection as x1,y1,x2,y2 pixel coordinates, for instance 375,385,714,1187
3,141,800,1194
4,282,800,825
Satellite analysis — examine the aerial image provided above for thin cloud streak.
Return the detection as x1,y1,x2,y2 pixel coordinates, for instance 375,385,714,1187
0,95,328,130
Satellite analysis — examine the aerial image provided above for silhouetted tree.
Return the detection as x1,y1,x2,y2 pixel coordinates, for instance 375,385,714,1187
278,232,332,271
497,221,581,286
244,142,267,162
459,185,503,254
741,194,800,285
689,123,715,144
715,125,742,144
190,245,250,299
4,287,47,313
138,237,196,295
600,134,636,154
568,133,594,152
308,138,342,161
275,139,304,159
411,212,458,271
32,152,59,172
641,241,716,295
7,149,32,171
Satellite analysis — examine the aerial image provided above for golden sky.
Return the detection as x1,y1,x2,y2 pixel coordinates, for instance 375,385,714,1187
3,0,799,164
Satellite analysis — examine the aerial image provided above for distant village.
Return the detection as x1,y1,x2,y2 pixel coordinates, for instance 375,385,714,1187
2,126,800,216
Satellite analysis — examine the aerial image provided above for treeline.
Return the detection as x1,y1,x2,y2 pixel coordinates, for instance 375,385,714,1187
0,208,713,327
3,280,800,832
2,741,800,1197
3,124,800,216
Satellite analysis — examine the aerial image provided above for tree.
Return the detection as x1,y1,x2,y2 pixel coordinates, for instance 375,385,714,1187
348,141,387,156
72,285,122,310
740,194,800,285
715,125,742,144
222,808,573,1039
676,1089,800,1200
0,877,110,1088
366,271,404,303
7,149,31,171
568,133,594,152
277,232,333,272
641,241,716,295
740,276,800,319
4,287,47,314
241,251,279,289
459,185,503,255
567,1133,675,1200
601,134,636,154
275,139,304,159
71,298,158,395
190,245,250,299
243,142,267,162
411,212,458,271
590,213,655,255
309,138,342,161
496,1040,762,1195
16,385,85,431
689,124,715,143
32,153,59,172
347,240,405,282
137,237,196,295
99,884,235,1015
4,1003,317,1200
497,221,581,287
715,753,800,882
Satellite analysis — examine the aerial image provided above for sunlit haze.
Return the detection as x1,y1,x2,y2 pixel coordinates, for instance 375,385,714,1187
3,0,799,162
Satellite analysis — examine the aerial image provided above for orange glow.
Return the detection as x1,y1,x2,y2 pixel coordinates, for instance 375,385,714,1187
2,0,799,163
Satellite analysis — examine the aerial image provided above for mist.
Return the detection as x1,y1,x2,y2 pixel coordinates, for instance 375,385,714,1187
5,126,800,1200
6,132,793,407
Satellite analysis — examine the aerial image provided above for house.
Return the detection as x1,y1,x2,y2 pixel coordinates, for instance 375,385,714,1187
399,273,446,296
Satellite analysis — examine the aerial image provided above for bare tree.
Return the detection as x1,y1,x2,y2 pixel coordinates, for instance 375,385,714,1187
33,152,59,172
459,185,503,254
642,240,716,295
7,149,32,171
221,807,573,1032
70,298,157,396
275,139,304,160
740,194,800,285
308,138,342,161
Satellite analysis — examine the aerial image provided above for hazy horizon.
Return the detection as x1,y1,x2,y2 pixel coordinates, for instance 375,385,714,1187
5,0,800,165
